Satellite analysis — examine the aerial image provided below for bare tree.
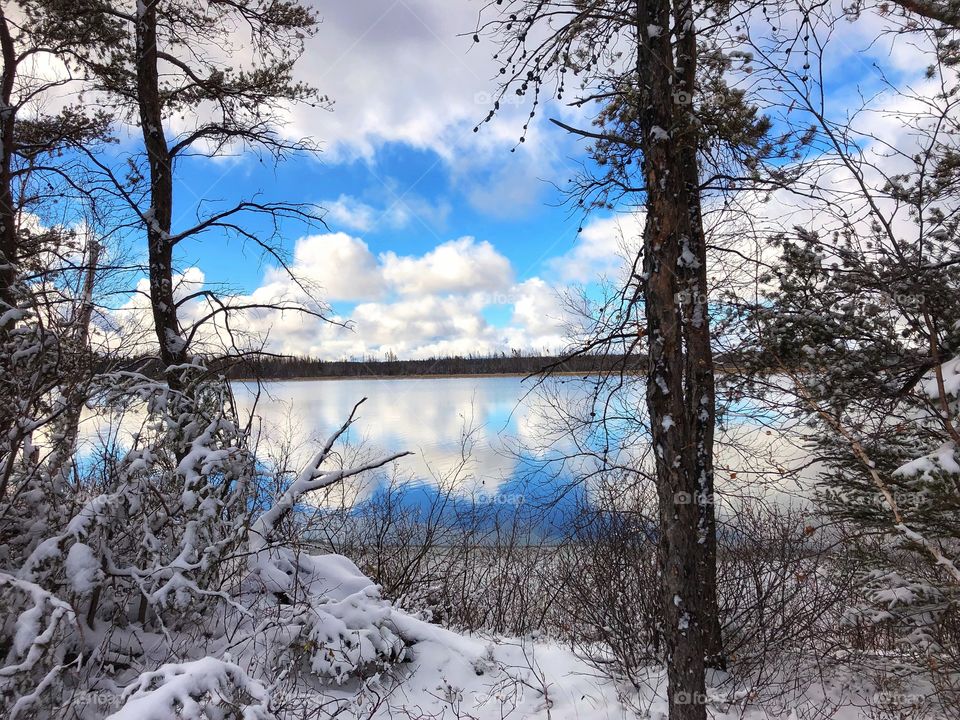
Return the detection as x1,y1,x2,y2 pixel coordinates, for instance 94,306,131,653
0,2,114,498
67,0,332,394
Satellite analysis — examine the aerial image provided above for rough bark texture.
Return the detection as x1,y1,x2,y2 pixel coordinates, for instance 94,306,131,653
634,0,719,715
135,0,188,386
0,8,20,490
893,0,960,27
0,7,18,315
670,0,724,669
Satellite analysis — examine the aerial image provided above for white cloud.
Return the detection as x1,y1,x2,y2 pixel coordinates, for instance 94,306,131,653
288,0,491,161
321,189,452,234
112,234,584,360
260,232,386,302
104,4,955,362
509,278,569,340
279,1,587,219
381,237,513,296
321,195,380,233
547,212,643,283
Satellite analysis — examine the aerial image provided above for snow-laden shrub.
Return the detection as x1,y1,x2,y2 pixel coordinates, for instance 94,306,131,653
0,370,414,717
107,658,272,720
0,573,79,717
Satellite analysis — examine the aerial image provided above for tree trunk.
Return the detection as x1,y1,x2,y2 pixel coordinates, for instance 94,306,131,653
634,0,720,714
0,7,17,316
135,0,187,388
671,0,724,670
47,239,102,487
0,8,20,496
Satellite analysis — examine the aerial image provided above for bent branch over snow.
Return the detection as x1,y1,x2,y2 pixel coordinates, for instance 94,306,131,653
248,397,412,594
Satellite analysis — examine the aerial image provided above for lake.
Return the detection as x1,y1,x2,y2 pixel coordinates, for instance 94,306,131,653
233,375,538,491
77,375,813,520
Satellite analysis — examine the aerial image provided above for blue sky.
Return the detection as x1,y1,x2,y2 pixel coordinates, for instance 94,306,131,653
121,0,632,361
110,0,923,361
174,143,585,294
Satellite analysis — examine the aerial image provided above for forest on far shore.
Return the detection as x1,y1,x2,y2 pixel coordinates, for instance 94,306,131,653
224,351,634,379
107,351,759,380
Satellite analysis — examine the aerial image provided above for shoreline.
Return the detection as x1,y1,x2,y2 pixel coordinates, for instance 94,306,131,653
230,370,599,382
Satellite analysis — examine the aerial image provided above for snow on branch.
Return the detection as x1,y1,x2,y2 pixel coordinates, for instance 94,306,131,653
0,573,76,681
248,398,412,592
106,658,272,720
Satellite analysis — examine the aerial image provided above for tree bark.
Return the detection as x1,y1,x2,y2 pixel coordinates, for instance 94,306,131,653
0,8,20,493
634,0,720,714
0,6,18,314
891,0,960,28
670,0,724,670
135,0,188,388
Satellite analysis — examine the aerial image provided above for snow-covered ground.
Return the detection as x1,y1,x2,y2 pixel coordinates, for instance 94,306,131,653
95,551,927,720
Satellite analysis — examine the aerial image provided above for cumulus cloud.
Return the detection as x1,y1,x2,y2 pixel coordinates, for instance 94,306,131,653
109,232,546,359
547,213,643,283
509,278,569,340
288,0,491,161
321,195,381,233
106,230,592,360
252,233,513,304
280,1,586,219
259,232,387,302
381,237,513,296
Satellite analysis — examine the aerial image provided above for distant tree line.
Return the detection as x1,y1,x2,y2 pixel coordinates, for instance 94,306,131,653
101,350,764,381
223,351,637,379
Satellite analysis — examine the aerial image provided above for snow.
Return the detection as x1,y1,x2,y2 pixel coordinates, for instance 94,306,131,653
65,542,99,594
0,307,28,328
918,354,960,400
365,635,630,719
2,371,950,719
654,373,669,394
307,632,909,720
106,658,271,720
896,441,960,478
1,520,941,720
677,239,700,268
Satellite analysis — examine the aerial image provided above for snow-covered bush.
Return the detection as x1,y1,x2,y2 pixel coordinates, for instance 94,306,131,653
106,658,272,720
747,224,960,709
0,367,421,718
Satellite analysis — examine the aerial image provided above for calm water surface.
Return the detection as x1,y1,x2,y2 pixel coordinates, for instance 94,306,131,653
232,375,547,492
78,375,810,516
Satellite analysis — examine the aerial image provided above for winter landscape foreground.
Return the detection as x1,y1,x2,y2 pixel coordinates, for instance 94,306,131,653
87,551,938,720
